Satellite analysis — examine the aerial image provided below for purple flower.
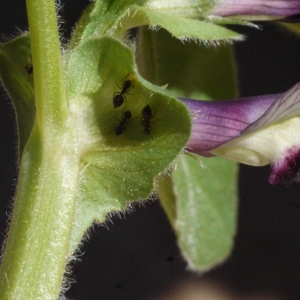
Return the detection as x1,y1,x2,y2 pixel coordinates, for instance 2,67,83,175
180,82,300,187
210,0,300,22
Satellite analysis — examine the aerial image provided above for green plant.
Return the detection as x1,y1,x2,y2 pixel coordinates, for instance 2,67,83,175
0,0,300,298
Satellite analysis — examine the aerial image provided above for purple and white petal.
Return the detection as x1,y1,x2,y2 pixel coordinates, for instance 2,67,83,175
212,117,300,186
180,81,300,186
211,0,300,21
180,94,279,156
243,82,300,135
269,144,300,186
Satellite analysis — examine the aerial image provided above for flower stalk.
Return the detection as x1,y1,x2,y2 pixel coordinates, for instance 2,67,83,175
0,0,79,298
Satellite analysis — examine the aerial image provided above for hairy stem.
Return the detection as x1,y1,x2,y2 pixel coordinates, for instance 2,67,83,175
0,0,79,298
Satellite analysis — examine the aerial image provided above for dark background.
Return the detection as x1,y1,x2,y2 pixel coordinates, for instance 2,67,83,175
1,1,300,299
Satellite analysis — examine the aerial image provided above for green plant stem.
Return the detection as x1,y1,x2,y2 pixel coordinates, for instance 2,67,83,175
0,0,79,298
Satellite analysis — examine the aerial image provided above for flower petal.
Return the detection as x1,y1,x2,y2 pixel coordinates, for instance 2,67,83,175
212,117,300,165
180,94,279,156
211,0,300,21
212,117,300,186
181,82,300,187
243,82,300,135
269,143,300,186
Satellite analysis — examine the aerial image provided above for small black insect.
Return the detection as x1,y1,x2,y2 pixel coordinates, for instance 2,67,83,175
115,110,132,136
24,62,33,75
141,105,155,136
113,74,134,108
23,55,33,81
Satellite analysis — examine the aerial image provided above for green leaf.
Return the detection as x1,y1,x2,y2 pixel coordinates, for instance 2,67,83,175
145,28,239,270
110,6,243,42
208,16,257,27
65,36,191,251
137,27,238,100
68,0,242,51
69,0,139,44
67,2,95,51
163,155,237,270
0,34,35,156
137,8,243,42
143,0,216,18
